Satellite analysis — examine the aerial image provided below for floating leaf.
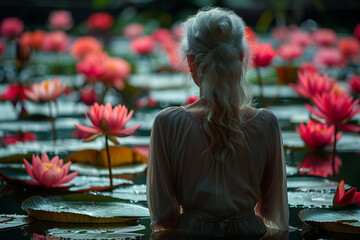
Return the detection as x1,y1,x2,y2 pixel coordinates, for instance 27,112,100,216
0,214,33,230
299,208,360,234
287,176,347,192
65,146,148,167
288,191,334,208
0,171,133,193
46,223,145,239
0,153,33,164
70,163,147,179
101,184,147,202
22,193,150,223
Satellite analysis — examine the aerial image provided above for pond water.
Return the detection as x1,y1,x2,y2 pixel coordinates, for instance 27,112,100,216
0,74,359,239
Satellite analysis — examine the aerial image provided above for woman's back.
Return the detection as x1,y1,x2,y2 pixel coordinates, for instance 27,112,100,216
147,105,288,236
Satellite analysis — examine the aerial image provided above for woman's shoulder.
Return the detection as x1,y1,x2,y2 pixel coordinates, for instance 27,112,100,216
243,107,279,125
154,106,187,123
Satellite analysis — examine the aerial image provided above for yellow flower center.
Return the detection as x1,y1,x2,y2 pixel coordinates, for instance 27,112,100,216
43,81,50,91
43,162,61,172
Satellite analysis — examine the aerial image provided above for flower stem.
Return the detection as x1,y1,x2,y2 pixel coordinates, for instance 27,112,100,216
48,102,57,141
331,126,338,181
105,135,113,186
255,67,266,108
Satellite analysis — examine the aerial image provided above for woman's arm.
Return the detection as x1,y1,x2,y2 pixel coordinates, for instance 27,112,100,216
146,111,180,232
256,114,289,231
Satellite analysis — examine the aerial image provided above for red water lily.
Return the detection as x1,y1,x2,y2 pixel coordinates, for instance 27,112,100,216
79,86,97,105
130,36,155,55
289,70,334,99
305,92,360,132
41,31,70,53
1,130,37,146
0,17,24,38
74,103,142,144
70,36,103,59
333,180,360,209
348,75,360,95
0,83,29,105
123,23,144,38
298,152,342,178
251,43,275,67
277,43,303,61
296,120,342,150
48,10,73,30
87,12,114,31
23,153,78,187
312,28,337,46
313,48,343,68
20,30,45,50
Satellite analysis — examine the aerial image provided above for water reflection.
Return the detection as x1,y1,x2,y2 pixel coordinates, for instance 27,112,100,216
297,151,342,178
150,229,289,240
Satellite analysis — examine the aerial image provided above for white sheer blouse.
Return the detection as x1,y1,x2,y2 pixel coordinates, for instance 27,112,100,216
146,106,289,237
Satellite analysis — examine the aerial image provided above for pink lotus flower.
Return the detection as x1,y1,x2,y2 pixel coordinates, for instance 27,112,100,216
79,86,97,105
298,152,342,178
251,43,275,67
76,52,108,81
48,10,73,30
312,28,337,46
23,153,78,187
271,25,297,42
0,17,24,37
25,78,66,102
298,61,317,74
348,75,360,95
305,92,360,132
130,36,155,55
70,36,103,59
296,120,342,149
88,12,114,31
20,30,45,50
102,57,131,89
42,31,70,53
277,43,303,61
333,180,360,209
289,70,334,99
313,48,343,68
289,30,312,47
354,23,360,42
1,130,37,146
0,41,4,55
74,103,142,144
123,23,144,38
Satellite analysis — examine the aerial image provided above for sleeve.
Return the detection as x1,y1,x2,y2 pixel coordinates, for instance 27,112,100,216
255,113,289,231
146,111,180,232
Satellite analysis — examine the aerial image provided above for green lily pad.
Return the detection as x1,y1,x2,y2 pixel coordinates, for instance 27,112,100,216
288,191,334,208
27,221,145,240
0,170,133,193
287,176,346,192
299,208,360,234
0,214,33,230
101,184,147,202
22,193,150,223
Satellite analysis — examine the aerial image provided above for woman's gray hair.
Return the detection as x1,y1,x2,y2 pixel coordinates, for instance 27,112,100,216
181,7,252,163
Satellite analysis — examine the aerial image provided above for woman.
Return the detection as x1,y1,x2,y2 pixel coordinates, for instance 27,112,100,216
146,7,289,238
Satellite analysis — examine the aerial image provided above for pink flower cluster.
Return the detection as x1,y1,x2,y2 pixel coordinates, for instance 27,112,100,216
76,52,131,90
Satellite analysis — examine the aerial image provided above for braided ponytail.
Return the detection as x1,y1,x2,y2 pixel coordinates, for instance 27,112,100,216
181,7,252,163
